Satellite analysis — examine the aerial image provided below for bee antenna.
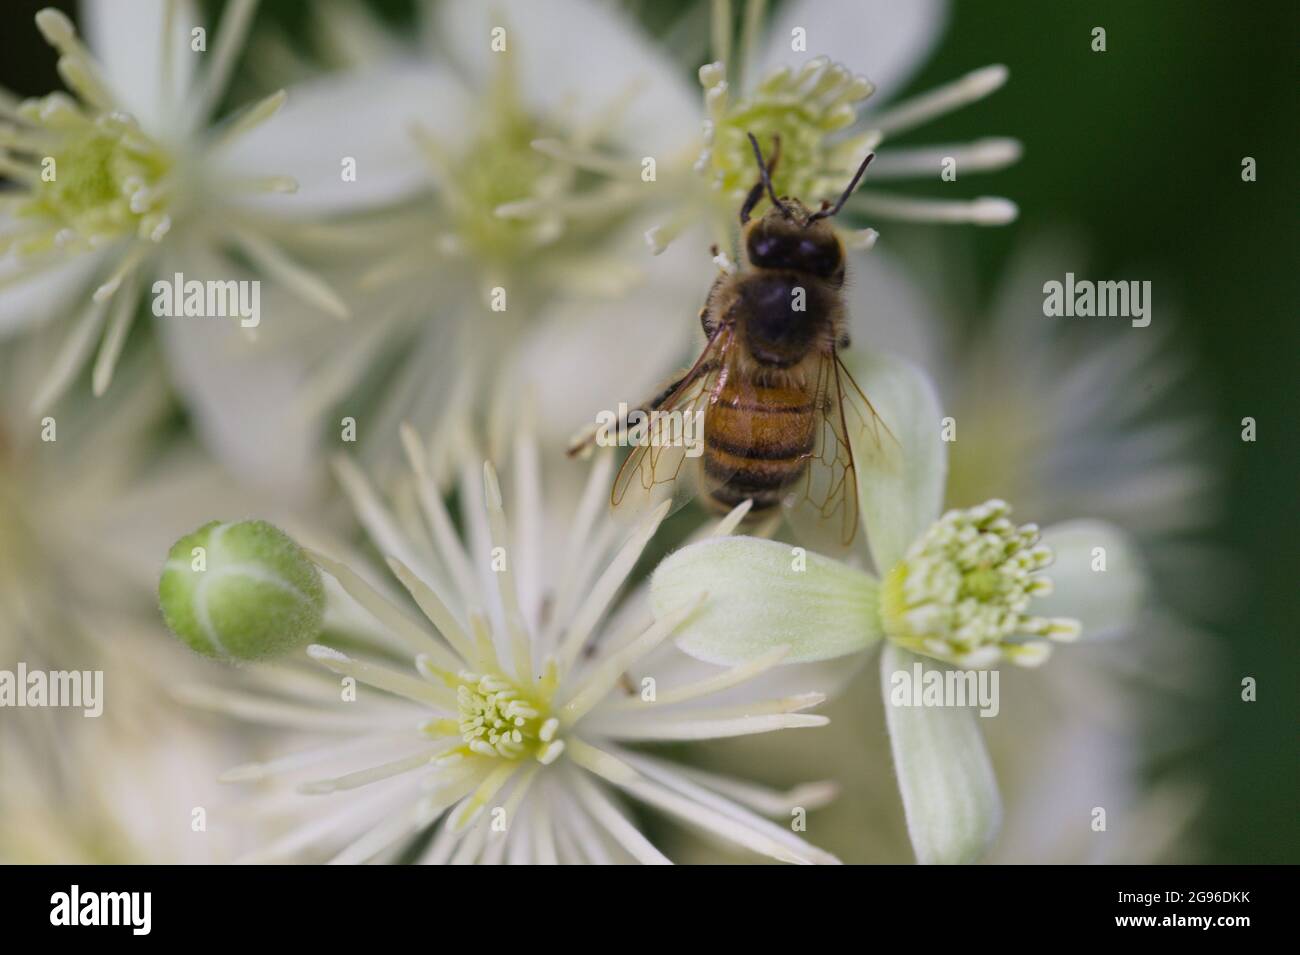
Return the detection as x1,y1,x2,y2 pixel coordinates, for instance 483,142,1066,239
746,132,792,220
807,150,876,224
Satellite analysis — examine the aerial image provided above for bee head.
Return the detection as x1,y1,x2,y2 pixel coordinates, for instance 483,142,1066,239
744,205,845,280
739,132,874,282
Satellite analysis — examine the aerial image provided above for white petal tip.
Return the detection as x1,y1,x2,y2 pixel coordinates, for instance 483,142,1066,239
306,643,347,663
482,461,503,508
973,197,1019,225
967,64,1010,96
217,763,264,783
34,8,75,45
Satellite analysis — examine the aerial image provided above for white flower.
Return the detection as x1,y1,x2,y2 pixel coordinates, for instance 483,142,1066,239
650,348,1146,863
669,236,1218,864
547,0,1019,253
981,642,1210,864
185,425,838,864
161,0,710,490
0,2,348,410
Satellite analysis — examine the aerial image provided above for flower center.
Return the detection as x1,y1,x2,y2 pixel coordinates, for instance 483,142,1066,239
16,97,172,253
450,117,549,259
419,54,564,266
697,57,876,208
879,499,1079,668
455,670,554,760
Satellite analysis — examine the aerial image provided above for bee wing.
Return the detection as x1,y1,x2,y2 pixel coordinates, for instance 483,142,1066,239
609,326,742,523
782,348,899,553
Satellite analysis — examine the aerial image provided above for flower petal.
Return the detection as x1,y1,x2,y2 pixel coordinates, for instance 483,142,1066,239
846,348,946,572
510,220,710,448
218,61,467,216
757,0,949,102
651,536,881,665
80,0,199,135
844,245,944,372
153,246,324,498
881,644,1000,863
431,0,698,155
1035,520,1147,640
0,248,103,337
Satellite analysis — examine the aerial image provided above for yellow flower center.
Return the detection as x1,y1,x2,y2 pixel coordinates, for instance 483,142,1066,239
698,57,876,209
455,670,555,760
880,499,1079,668
16,97,172,253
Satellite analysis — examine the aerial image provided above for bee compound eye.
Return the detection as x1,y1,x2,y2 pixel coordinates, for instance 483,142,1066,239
796,237,841,278
746,229,779,265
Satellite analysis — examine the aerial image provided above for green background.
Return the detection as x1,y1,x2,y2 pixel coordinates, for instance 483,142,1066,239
906,0,1298,866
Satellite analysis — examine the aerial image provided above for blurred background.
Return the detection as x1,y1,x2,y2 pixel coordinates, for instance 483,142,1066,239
0,0,1294,863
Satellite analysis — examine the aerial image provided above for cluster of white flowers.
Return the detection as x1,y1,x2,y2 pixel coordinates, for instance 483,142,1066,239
0,0,1196,867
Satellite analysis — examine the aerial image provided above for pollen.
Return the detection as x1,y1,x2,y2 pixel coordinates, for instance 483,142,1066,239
415,55,563,267
697,56,876,208
879,499,1080,668
8,96,173,255
455,670,557,761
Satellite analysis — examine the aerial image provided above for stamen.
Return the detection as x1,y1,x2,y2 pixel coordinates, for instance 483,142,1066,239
230,227,349,319
92,241,149,302
0,151,37,184
879,499,1078,667
211,89,287,149
867,64,1010,138
842,227,879,250
452,669,553,763
710,0,732,71
558,595,706,724
190,0,259,126
222,175,298,194
696,55,875,204
864,138,1023,180
530,137,628,177
92,269,142,396
306,644,458,710
386,556,478,666
603,644,790,710
482,462,533,683
35,9,115,112
29,295,110,415
555,499,671,672
851,192,1018,225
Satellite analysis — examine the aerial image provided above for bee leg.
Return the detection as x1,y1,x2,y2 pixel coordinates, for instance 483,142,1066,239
565,368,700,459
700,305,715,336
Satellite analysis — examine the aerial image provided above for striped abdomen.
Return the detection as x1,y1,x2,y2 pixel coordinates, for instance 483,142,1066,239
702,376,817,512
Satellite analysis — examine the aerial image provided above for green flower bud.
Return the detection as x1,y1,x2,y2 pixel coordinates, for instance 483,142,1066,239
159,520,324,662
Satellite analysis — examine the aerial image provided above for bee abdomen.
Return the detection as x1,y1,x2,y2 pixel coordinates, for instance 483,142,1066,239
703,392,816,512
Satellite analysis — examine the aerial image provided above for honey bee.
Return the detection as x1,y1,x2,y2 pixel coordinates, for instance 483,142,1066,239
571,133,892,546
